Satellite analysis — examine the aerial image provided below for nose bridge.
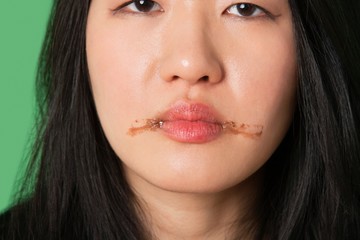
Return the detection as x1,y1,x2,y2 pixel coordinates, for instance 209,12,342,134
159,7,223,84
169,6,208,49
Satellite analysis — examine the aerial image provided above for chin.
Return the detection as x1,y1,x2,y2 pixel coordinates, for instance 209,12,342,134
124,155,264,195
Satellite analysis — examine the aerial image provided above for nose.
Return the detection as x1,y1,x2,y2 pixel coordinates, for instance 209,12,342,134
159,12,224,85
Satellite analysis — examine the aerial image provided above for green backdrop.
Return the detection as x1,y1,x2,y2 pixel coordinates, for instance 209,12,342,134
0,1,52,212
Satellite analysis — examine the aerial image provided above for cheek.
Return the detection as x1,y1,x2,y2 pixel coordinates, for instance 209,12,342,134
251,38,297,123
226,22,297,124
255,39,297,151
221,23,297,159
257,30,297,128
87,22,155,139
87,28,139,103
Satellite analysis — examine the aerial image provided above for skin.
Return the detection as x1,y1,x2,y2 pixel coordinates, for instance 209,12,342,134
86,0,297,238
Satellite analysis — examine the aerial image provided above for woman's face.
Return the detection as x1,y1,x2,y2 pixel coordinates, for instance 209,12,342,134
87,0,297,193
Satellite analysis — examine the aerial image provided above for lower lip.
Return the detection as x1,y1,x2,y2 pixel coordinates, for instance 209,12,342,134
161,120,223,143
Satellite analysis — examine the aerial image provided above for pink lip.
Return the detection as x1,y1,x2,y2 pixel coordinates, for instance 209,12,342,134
158,102,224,143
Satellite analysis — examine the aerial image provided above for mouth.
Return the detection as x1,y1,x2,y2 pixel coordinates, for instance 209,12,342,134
128,101,263,143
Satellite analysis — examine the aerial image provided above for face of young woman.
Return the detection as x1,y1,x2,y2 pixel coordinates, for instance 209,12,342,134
86,0,297,193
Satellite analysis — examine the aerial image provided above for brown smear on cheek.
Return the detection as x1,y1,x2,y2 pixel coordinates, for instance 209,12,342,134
221,121,263,139
127,119,162,136
127,119,263,139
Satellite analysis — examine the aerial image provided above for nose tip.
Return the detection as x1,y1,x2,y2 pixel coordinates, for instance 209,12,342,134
160,46,224,85
161,55,223,84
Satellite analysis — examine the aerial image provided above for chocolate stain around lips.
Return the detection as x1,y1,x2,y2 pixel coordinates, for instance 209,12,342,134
127,119,263,139
127,119,162,136
221,121,263,139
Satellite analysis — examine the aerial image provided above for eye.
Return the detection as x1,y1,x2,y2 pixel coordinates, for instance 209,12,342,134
112,0,163,15
226,3,269,18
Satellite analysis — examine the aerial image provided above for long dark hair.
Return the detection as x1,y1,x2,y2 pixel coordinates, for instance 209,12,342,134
2,0,360,239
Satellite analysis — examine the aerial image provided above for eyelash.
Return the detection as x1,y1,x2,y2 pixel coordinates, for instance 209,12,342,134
112,0,275,19
112,0,162,16
226,3,274,19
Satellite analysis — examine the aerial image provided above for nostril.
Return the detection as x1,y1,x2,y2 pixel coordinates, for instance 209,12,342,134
172,75,180,81
199,76,209,82
169,75,210,83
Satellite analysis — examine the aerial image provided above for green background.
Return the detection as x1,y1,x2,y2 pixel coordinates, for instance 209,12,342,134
0,1,52,212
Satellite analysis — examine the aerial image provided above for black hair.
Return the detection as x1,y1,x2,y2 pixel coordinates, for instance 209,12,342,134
261,0,360,238
1,0,359,239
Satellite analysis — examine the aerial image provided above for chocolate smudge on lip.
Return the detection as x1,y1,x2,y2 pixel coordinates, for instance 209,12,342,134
127,119,263,139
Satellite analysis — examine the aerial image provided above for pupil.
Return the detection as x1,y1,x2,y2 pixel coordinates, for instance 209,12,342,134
236,3,256,16
135,0,155,12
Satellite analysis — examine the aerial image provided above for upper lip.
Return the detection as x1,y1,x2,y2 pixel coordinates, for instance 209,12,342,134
157,100,225,123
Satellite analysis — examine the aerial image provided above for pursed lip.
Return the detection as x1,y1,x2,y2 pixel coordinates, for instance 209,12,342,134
157,101,225,143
